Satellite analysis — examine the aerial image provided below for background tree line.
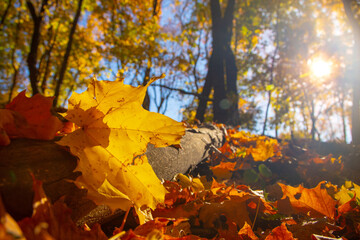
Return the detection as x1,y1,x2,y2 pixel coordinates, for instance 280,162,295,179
1,0,359,144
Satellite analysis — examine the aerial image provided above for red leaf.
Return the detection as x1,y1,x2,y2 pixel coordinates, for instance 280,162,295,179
5,91,63,141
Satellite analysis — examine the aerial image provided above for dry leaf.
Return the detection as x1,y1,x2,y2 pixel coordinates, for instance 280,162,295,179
5,91,63,140
57,76,185,222
278,181,337,219
265,223,295,240
238,222,258,240
17,176,107,240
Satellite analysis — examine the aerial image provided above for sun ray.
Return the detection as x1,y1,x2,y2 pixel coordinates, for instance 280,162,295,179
308,58,332,79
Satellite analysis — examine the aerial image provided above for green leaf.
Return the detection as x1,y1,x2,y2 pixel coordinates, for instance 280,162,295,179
258,164,272,178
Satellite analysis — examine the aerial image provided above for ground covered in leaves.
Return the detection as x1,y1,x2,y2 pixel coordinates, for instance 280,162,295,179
1,78,360,239
2,127,360,240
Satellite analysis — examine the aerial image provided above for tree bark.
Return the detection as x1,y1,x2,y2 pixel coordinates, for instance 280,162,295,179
26,0,49,96
53,0,83,107
342,0,360,144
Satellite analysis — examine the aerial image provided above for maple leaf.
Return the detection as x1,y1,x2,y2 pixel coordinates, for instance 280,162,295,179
265,223,295,240
249,139,277,162
0,92,63,146
220,130,281,161
335,181,360,206
277,181,337,219
198,198,251,229
0,109,22,146
17,175,107,240
57,76,185,222
210,162,236,181
5,91,63,140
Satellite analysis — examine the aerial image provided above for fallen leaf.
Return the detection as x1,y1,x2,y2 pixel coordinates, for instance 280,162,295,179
0,109,19,146
210,162,236,181
5,91,63,140
265,223,295,240
17,175,107,240
335,181,360,206
311,234,343,240
198,198,251,229
0,195,25,240
238,222,258,240
278,181,337,219
175,174,205,192
249,139,277,162
57,76,185,222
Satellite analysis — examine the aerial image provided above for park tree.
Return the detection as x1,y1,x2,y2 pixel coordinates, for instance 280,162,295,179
341,0,360,144
0,0,357,143
196,0,239,125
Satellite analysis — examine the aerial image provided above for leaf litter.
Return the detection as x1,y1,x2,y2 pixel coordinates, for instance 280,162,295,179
0,77,359,239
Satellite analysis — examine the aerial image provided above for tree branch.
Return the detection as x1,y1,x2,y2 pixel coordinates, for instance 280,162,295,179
151,83,213,102
53,0,83,106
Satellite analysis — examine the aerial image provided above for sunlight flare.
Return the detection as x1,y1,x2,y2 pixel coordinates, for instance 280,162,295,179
308,58,332,79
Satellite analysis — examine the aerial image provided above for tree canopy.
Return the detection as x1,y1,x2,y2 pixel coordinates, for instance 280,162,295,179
0,0,359,143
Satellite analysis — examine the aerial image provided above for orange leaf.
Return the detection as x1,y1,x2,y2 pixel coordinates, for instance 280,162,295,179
0,109,22,145
199,198,251,229
278,181,337,219
265,223,295,240
337,195,358,216
210,162,236,181
17,176,107,240
238,222,258,240
0,195,24,239
5,91,63,141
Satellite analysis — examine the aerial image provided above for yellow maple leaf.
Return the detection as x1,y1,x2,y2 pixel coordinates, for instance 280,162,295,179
57,75,185,222
249,139,276,161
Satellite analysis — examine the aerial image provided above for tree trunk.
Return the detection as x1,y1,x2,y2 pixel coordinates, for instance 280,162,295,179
26,0,49,96
142,65,151,110
0,0,12,29
342,0,360,144
8,12,21,103
53,0,83,107
223,0,239,125
141,0,161,110
195,55,214,122
196,0,238,124
41,24,60,93
351,30,360,144
340,96,347,143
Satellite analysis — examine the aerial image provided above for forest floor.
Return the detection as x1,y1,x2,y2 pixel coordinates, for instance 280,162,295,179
2,125,360,240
